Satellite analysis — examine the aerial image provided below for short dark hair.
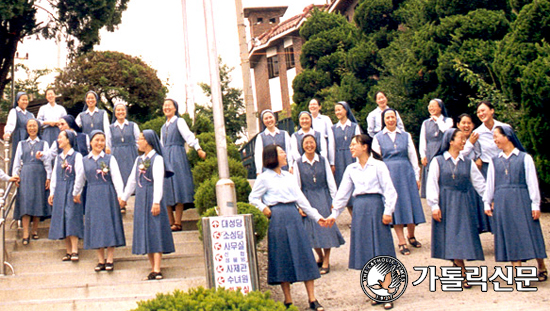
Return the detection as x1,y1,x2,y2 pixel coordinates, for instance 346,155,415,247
352,134,382,160
262,144,280,169
301,134,317,152
374,91,387,101
457,113,473,123
477,101,494,110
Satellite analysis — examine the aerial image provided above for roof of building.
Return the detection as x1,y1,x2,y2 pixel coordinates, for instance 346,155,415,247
249,4,327,57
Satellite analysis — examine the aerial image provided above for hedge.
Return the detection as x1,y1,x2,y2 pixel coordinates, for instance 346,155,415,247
194,176,251,215
133,286,296,311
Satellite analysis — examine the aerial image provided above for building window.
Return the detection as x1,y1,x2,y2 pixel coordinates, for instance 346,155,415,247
284,46,295,69
267,55,279,79
256,17,263,24
269,18,276,24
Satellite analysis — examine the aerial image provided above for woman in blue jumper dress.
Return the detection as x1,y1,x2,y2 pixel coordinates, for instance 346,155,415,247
161,99,206,232
289,111,327,166
76,91,111,153
249,144,326,310
294,134,345,275
457,113,491,233
121,130,175,280
419,99,454,198
483,125,547,281
48,130,84,262
254,109,292,175
74,130,126,272
331,102,361,217
12,119,52,245
110,102,139,190
3,92,35,173
373,108,425,255
427,129,486,288
326,134,397,310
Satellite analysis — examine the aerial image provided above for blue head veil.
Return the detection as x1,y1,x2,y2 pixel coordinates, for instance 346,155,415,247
142,129,174,178
497,125,525,152
432,98,448,118
336,101,358,124
381,108,398,129
14,91,27,109
84,91,99,112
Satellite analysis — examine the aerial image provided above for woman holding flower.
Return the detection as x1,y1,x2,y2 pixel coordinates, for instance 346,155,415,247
73,130,126,272
48,130,84,262
120,130,175,280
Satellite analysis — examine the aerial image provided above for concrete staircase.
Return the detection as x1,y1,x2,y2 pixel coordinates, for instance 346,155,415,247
0,198,207,311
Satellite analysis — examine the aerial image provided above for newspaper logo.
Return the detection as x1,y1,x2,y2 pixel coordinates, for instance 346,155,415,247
361,255,408,303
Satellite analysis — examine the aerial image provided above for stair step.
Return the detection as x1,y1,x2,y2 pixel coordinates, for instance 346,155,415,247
0,277,206,311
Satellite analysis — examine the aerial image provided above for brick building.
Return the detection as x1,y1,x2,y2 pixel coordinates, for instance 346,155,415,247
245,1,357,123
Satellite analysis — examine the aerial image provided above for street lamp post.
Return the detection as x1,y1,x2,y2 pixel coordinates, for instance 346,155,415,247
202,0,237,216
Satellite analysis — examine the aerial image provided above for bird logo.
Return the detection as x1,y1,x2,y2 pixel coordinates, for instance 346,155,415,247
360,255,408,303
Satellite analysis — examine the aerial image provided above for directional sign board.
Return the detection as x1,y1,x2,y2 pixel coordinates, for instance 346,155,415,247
202,214,259,293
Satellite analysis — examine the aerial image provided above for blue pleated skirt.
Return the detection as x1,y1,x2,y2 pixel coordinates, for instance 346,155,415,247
302,187,345,249
385,159,425,225
267,203,320,285
493,185,546,262
349,194,395,270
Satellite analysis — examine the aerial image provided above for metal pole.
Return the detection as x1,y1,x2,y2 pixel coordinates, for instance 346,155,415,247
234,0,258,138
11,59,15,105
0,188,5,275
202,0,237,216
181,0,194,115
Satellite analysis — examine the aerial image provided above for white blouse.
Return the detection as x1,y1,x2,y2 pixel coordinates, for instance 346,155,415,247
248,169,323,222
73,151,124,198
312,113,334,164
4,107,32,135
426,152,486,211
330,157,397,218
122,150,164,204
37,103,67,128
75,107,112,148
483,148,540,211
12,137,52,179
463,120,508,163
50,149,84,195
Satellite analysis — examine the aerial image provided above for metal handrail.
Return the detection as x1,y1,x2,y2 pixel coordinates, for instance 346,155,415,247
1,181,17,275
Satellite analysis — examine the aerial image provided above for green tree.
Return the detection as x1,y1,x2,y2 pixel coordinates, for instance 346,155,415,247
0,0,129,100
54,51,167,123
197,59,246,142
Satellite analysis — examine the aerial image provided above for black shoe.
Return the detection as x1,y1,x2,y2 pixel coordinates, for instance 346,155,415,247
95,263,106,272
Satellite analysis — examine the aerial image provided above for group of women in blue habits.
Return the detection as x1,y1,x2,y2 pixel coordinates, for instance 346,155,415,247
160,99,206,232
372,108,424,256
308,98,335,166
120,130,175,280
289,111,328,167
366,91,405,138
249,144,328,311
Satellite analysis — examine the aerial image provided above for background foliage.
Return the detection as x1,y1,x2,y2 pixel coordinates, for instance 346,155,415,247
293,0,550,193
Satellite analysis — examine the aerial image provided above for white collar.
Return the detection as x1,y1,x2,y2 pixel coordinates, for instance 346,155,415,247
498,148,520,159
336,119,351,129
301,153,319,165
480,119,505,132
142,149,157,160
115,119,129,128
352,155,375,170
166,116,178,125
86,107,99,115
264,127,280,136
430,114,445,122
443,151,464,162
15,106,27,113
298,128,315,135
47,102,58,108
382,127,401,134
88,151,106,160
26,137,40,143
61,148,75,159
264,168,288,177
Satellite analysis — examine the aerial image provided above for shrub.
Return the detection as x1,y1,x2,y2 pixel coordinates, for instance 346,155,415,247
139,115,165,136
192,157,247,188
195,176,251,215
188,132,241,168
133,286,295,311
197,202,269,245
